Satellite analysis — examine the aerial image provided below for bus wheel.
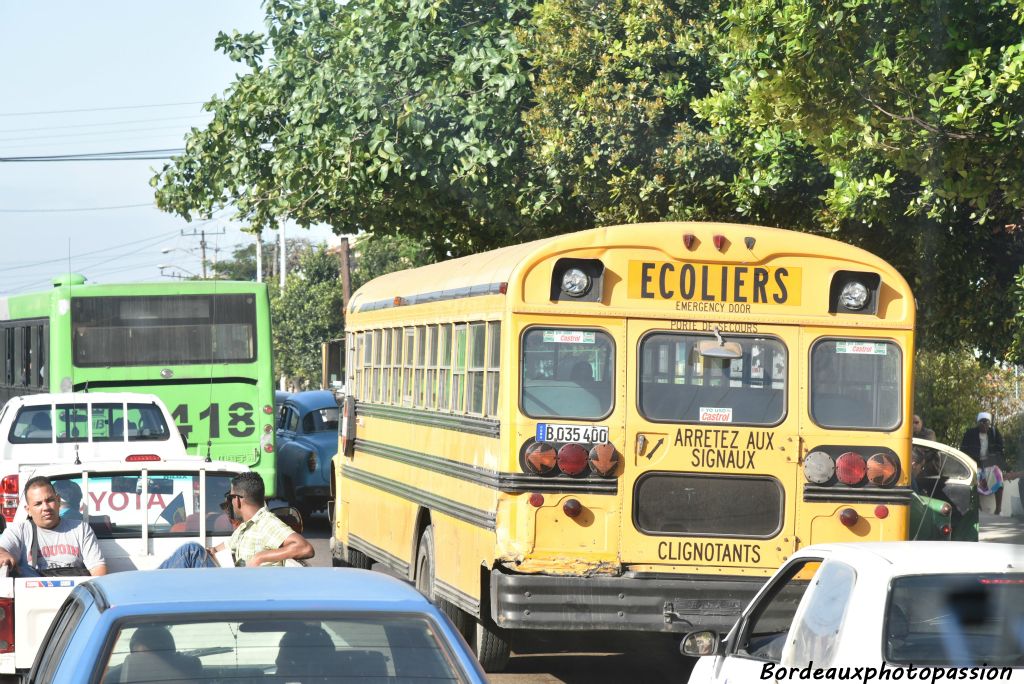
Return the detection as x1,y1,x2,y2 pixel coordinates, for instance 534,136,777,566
414,527,436,598
348,546,373,570
473,619,511,672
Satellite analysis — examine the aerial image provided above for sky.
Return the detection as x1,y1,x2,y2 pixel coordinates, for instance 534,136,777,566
0,2,337,295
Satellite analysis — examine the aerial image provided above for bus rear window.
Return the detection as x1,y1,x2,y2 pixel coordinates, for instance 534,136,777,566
633,473,783,537
811,339,900,430
71,294,256,367
638,333,786,425
520,328,614,419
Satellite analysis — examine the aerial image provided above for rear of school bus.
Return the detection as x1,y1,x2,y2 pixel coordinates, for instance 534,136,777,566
491,222,914,640
336,222,914,669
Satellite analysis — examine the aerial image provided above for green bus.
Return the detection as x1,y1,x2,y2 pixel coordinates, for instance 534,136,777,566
0,274,278,494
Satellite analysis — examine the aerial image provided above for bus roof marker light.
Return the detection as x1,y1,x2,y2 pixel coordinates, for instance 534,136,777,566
683,234,696,249
839,281,869,310
713,234,727,251
561,268,592,298
744,236,756,249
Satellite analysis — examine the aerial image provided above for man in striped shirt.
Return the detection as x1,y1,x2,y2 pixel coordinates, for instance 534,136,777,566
159,472,314,568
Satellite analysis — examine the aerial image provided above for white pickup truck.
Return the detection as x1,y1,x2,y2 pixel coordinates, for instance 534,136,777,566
0,456,249,680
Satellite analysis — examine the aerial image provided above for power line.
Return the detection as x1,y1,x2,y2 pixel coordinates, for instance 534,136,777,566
0,148,184,162
0,229,180,273
0,124,203,144
0,203,153,214
0,102,206,117
0,114,211,135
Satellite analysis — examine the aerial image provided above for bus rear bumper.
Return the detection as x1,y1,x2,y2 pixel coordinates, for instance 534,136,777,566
490,570,766,633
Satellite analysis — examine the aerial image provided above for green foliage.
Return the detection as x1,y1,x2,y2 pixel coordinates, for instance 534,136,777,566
152,0,549,259
271,245,343,387
211,236,313,282
914,349,1023,466
695,0,1024,361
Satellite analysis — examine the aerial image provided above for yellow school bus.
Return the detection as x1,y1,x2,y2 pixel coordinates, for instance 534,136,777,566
332,222,913,670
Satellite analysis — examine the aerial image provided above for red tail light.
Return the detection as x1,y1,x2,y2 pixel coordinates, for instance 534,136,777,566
875,505,889,519
563,499,583,518
839,508,859,527
125,454,160,462
940,524,952,537
1,475,18,523
263,443,274,453
528,493,544,508
556,444,588,476
835,452,866,485
0,597,13,652
263,404,274,415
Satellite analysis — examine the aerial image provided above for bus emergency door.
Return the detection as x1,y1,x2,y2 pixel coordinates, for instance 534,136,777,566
621,320,800,574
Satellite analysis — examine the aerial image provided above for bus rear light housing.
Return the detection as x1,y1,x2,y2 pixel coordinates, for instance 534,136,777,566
835,452,867,485
803,451,835,484
523,442,557,476
839,507,859,527
866,452,900,486
557,444,588,476
588,443,619,477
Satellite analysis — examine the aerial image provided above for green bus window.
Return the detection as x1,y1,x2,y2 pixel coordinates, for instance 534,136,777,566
426,326,439,409
467,323,486,415
414,326,426,407
452,324,468,413
71,295,256,366
438,324,452,411
380,329,391,403
485,321,500,416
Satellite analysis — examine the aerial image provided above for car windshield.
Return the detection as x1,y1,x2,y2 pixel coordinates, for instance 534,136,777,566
886,573,1024,666
98,615,465,683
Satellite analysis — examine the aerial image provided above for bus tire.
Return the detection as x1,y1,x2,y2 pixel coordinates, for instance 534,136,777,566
348,546,373,570
473,619,511,673
414,527,435,598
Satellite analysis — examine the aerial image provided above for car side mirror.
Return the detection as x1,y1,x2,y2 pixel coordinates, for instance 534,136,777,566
270,506,304,534
681,630,724,657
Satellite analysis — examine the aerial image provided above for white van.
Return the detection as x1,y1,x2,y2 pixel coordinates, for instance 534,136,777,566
0,392,187,465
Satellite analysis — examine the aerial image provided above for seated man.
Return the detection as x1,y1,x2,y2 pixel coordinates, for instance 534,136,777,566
158,472,314,568
104,626,202,683
0,476,106,576
275,624,336,678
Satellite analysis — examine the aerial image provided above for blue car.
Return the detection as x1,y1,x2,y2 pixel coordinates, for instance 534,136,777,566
27,568,487,683
275,390,339,518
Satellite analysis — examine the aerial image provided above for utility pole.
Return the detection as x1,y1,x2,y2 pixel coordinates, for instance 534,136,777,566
279,224,287,289
255,231,263,283
180,227,226,279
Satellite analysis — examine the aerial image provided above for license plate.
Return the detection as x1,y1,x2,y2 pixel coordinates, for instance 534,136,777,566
536,423,609,444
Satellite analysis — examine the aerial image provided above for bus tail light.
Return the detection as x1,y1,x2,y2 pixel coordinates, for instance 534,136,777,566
588,443,619,477
835,452,866,485
838,508,859,527
563,499,583,518
0,598,13,652
803,451,835,484
866,452,900,486
263,443,274,453
557,444,588,476
262,404,273,415
125,454,160,462
940,523,952,538
875,505,889,519
1,475,18,523
528,493,544,507
523,442,557,475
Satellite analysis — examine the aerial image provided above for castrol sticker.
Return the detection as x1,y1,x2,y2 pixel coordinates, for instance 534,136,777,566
542,330,595,344
836,341,887,355
699,407,733,423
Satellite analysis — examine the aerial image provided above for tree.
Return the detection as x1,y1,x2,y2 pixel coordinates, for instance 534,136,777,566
152,0,547,260
271,245,344,387
691,0,1024,360
351,232,435,292
211,236,312,282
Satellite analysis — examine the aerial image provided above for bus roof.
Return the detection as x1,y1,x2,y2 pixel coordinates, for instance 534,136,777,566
348,222,913,324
